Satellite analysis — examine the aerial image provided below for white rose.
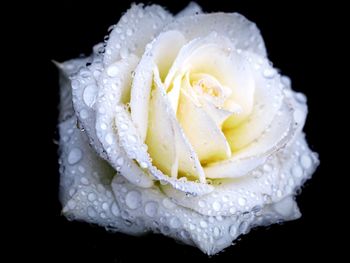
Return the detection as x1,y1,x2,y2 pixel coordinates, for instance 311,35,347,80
58,3,319,254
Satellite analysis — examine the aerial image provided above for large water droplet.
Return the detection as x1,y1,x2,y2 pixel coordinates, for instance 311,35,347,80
102,202,109,211
300,153,312,169
80,177,89,185
198,200,206,208
88,192,96,202
87,206,97,218
229,225,237,237
213,227,221,239
212,201,221,211
238,197,246,206
263,68,276,78
67,200,76,209
169,217,181,228
107,65,119,77
200,220,208,228
292,166,303,178
125,190,142,209
144,201,158,217
68,148,83,165
80,109,89,119
83,84,97,108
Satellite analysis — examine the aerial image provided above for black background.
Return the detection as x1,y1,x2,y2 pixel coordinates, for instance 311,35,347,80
13,0,341,262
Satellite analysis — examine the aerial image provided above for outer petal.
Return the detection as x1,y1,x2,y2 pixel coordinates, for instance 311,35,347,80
223,51,284,151
207,101,296,179
71,51,107,158
130,31,187,141
104,4,173,66
94,54,154,188
59,116,119,227
166,12,266,57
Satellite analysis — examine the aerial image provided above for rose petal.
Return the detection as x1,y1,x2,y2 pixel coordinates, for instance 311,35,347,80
177,86,231,164
71,53,107,158
130,30,187,141
205,101,296,179
94,54,154,188
166,12,266,57
59,116,117,223
146,76,177,177
104,4,173,66
223,52,284,151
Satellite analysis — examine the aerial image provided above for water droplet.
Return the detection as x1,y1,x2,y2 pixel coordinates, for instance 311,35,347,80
229,225,237,237
107,65,119,77
140,161,148,169
125,190,142,209
229,207,236,214
100,212,107,219
120,47,129,59
300,154,312,169
100,122,107,130
213,227,221,239
87,206,97,217
101,202,109,211
198,200,206,208
105,133,114,145
145,201,158,217
88,192,96,202
212,201,221,211
295,92,307,103
238,221,248,234
116,157,124,166
80,177,89,185
238,197,246,206
83,84,97,108
169,217,181,228
68,148,83,165
180,230,190,239
292,166,303,178
67,200,76,209
126,28,133,36
111,202,120,217
80,109,89,119
277,190,283,198
200,220,208,228
71,79,80,90
263,68,276,78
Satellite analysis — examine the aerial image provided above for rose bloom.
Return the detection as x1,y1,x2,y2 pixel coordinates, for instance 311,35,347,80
57,3,319,254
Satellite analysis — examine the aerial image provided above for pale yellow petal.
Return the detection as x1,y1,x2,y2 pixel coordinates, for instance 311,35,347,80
177,88,231,164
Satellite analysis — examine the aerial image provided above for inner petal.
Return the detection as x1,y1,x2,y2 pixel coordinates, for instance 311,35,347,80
176,76,232,164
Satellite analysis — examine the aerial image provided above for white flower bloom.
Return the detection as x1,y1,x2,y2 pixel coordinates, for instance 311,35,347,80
57,2,319,255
